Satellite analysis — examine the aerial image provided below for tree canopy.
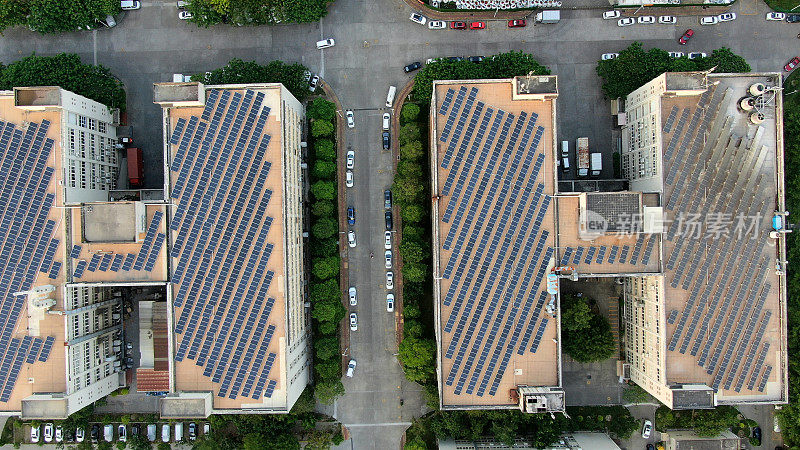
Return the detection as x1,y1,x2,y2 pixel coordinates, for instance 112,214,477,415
0,0,119,34
398,337,436,383
560,294,616,363
198,58,312,101
185,0,331,27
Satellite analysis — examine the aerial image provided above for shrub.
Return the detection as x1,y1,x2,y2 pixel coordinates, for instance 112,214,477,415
403,303,422,320
399,239,427,263
404,320,423,338
401,204,427,224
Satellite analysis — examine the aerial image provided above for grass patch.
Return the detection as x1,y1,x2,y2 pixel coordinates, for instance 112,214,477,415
764,0,800,12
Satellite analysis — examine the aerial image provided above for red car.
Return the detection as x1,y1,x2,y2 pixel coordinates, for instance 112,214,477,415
785,56,800,72
508,19,526,27
469,21,486,29
450,21,467,29
678,29,694,45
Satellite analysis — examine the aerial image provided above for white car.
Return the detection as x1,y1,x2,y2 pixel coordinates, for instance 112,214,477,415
76,428,85,442
386,271,394,289
316,38,335,49
718,12,736,21
346,359,356,377
382,113,391,131
346,150,355,169
349,287,357,306
385,250,392,269
700,16,718,25
641,419,652,439
55,425,63,443
617,17,635,26
31,425,40,443
658,15,676,24
162,424,170,443
178,10,193,19
346,170,354,188
668,51,684,58
386,293,395,312
346,110,354,128
309,75,319,92
428,20,446,29
601,53,619,60
348,230,356,248
120,0,141,10
44,423,53,443
602,10,620,19
409,13,427,25
177,0,189,6
104,424,114,442
766,12,786,20
349,313,358,331
384,231,392,249
118,425,127,442
637,16,655,24
688,52,707,59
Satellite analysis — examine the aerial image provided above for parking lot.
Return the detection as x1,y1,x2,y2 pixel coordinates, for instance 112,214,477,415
25,420,210,444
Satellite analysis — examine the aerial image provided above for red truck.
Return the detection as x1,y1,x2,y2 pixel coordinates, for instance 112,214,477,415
127,148,143,187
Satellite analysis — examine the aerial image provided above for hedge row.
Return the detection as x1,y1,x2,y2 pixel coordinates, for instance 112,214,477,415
306,98,346,404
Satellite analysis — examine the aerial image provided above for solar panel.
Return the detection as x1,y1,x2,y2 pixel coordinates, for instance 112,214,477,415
70,244,82,259
38,336,55,362
73,260,87,278
618,245,629,264
438,89,456,116
662,105,679,133
572,247,584,265
87,254,101,272
583,247,596,265
667,310,679,324
48,261,61,279
595,246,606,264
608,246,618,264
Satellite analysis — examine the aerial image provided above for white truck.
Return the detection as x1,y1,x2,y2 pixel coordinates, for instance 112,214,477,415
535,10,560,23
577,137,589,177
591,153,602,177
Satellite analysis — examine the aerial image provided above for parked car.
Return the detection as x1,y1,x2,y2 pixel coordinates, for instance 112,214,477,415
348,230,356,247
467,56,485,62
428,20,446,29
678,28,694,44
385,250,393,269
688,52,707,59
718,12,736,21
118,425,127,442
349,313,358,331
177,0,189,6
404,61,422,73
178,10,193,19
385,211,393,230
346,110,354,128
447,56,464,62
617,17,635,26
508,19,526,27
384,231,392,250
668,51,684,58
383,113,391,130
120,0,141,10
147,424,156,441
700,16,718,25
602,10,620,19
76,427,85,442
785,56,799,72
104,424,113,442
31,425,40,443
346,359,356,377
788,14,800,22
386,271,394,289
189,422,197,440
309,75,319,92
382,131,390,149
637,16,655,24
316,38,335,49
91,425,99,442
658,15,676,24
601,53,619,60
203,423,210,435
44,423,54,443
346,170,354,188
349,287,357,306
384,190,393,209
409,13,427,25
174,423,183,442
55,425,63,443
104,14,117,27
766,12,786,20
752,426,762,445
131,424,140,437
347,207,356,225
469,21,486,29
641,420,652,439
450,21,467,29
386,293,395,312
346,150,355,169
162,424,170,442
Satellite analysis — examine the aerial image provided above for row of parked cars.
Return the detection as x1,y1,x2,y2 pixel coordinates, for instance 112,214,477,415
31,422,210,443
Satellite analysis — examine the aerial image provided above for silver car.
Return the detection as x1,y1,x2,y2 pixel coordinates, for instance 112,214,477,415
349,287,357,306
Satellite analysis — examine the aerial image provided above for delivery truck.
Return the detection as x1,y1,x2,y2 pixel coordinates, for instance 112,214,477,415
127,148,144,187
535,10,560,23
590,152,602,177
576,137,589,177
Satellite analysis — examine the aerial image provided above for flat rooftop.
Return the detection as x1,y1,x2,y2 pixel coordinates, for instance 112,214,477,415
431,80,559,407
165,87,286,408
658,74,785,401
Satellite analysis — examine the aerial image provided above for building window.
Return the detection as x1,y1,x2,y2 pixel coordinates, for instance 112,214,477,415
98,122,107,134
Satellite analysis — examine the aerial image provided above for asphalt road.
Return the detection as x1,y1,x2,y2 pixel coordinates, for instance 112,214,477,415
0,0,797,448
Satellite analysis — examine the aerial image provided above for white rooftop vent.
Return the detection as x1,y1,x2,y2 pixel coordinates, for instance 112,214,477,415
750,112,765,125
749,83,766,96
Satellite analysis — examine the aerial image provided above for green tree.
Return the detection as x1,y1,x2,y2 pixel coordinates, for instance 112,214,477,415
0,53,126,111
403,302,421,319
309,278,340,303
317,320,337,335
315,359,340,381
561,297,593,332
398,337,436,383
305,429,335,450
403,319,423,338
401,203,427,224
99,442,114,450
399,239,427,263
311,200,336,216
393,176,426,205
24,0,119,34
127,435,150,450
315,139,336,161
622,384,654,404
116,441,127,449
312,256,340,280
314,336,341,360
311,238,339,258
402,225,426,242
402,262,428,283
595,42,672,99
315,380,345,404
312,160,337,180
706,47,751,73
307,98,337,121
310,180,335,200
401,103,421,123
400,141,425,161
561,295,616,363
397,160,424,179
311,217,338,239
398,123,422,146
312,120,335,137
312,300,346,323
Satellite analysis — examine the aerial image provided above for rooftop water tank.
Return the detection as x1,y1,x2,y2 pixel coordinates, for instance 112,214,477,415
750,112,765,125
773,214,784,231
749,83,766,96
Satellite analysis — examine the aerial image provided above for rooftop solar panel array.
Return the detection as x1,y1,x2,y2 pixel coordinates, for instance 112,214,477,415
436,89,555,399
168,89,279,400
661,83,777,393
0,118,60,403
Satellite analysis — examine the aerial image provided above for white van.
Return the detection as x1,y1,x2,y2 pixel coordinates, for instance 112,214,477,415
120,0,141,10
147,424,156,442
161,424,170,442
561,140,569,158
174,423,183,442
315,39,335,49
386,86,396,108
